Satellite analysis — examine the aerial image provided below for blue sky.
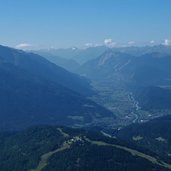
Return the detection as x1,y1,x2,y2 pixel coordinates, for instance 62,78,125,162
0,0,171,49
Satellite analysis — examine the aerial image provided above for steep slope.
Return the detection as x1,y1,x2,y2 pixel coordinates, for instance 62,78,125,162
34,45,171,65
79,51,171,87
33,51,80,73
133,86,171,110
0,126,171,171
0,45,114,131
122,53,171,86
78,51,133,85
0,45,93,96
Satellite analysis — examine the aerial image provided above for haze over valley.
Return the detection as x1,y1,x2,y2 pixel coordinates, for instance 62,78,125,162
1,0,171,170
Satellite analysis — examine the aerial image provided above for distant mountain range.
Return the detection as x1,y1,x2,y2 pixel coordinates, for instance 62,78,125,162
33,46,108,65
33,44,171,65
76,49,171,114
35,45,171,87
33,45,171,123
78,50,171,86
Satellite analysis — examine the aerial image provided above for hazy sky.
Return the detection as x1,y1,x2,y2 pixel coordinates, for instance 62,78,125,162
0,0,171,49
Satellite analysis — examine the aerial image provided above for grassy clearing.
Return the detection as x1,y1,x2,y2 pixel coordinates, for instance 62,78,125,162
31,142,70,171
31,128,70,171
57,128,70,138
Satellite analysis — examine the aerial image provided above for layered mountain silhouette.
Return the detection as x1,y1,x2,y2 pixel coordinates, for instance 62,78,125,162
34,46,108,64
79,50,171,86
0,45,114,131
77,50,171,112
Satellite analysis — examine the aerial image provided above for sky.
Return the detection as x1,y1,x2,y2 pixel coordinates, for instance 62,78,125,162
0,0,171,49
